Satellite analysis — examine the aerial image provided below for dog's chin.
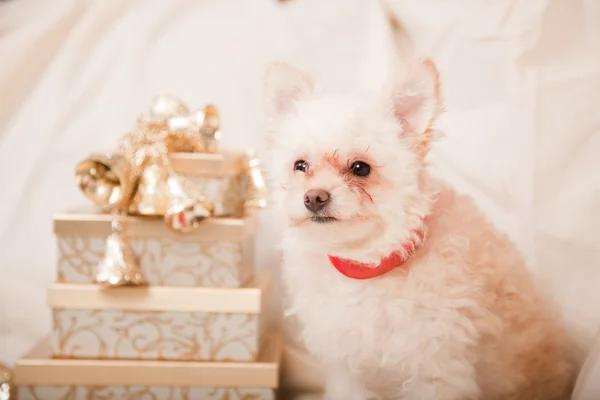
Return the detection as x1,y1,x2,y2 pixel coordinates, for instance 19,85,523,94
293,214,379,249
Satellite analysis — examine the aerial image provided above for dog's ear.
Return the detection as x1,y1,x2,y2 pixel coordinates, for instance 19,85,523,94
264,62,314,119
389,59,442,147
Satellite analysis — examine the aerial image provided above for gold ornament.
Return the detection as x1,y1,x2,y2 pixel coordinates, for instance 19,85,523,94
149,95,189,120
75,153,134,212
244,150,269,209
95,218,145,287
165,174,214,232
0,363,15,400
129,159,169,216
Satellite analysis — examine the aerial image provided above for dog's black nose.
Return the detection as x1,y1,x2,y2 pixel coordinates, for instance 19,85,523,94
304,189,330,213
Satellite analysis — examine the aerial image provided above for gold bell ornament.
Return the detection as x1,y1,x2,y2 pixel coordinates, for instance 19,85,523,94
244,150,269,209
0,363,15,400
75,153,135,212
95,218,145,287
128,158,169,216
126,135,214,231
75,153,146,288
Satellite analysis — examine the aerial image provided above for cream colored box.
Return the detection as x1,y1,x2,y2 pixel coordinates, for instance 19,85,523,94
48,275,269,362
54,210,257,288
14,333,281,400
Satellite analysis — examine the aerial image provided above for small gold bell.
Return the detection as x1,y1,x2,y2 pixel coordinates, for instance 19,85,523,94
95,219,145,287
0,363,15,400
75,153,134,212
165,175,214,232
149,95,189,120
244,150,269,209
129,159,169,216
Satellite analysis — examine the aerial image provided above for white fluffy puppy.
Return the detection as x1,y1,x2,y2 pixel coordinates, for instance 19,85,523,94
265,60,574,400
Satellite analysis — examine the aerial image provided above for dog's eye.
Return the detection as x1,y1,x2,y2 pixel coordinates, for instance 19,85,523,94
350,161,370,177
294,160,308,173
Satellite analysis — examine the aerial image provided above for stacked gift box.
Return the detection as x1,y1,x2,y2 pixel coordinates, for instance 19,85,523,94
9,97,281,400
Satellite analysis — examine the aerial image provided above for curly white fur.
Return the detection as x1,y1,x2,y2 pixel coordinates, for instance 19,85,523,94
265,60,574,400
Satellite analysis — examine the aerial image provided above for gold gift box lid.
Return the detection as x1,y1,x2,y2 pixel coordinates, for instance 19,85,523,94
53,207,258,241
47,272,271,314
13,333,281,388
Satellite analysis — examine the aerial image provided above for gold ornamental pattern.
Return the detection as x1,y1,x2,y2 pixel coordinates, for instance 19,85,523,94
19,386,274,400
49,309,259,361
57,235,247,287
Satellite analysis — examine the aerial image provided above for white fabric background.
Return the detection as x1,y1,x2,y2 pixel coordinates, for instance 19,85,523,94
0,0,599,376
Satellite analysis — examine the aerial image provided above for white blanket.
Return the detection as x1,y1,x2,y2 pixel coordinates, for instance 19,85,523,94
0,0,599,376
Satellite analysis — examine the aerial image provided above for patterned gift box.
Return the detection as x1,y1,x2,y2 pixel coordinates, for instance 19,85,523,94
47,274,270,362
54,209,257,288
13,333,281,400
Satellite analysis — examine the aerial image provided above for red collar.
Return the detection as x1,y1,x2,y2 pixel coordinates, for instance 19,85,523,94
328,225,427,280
